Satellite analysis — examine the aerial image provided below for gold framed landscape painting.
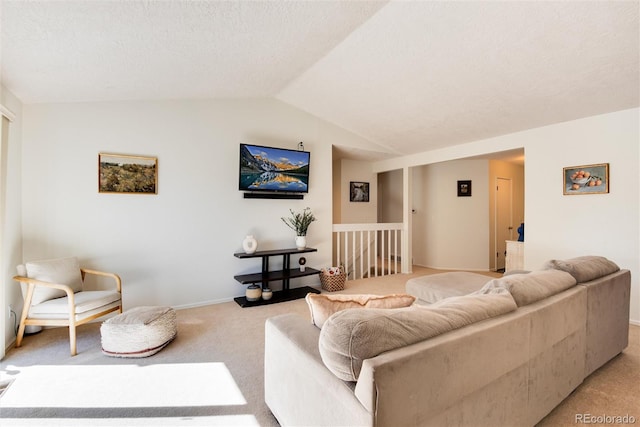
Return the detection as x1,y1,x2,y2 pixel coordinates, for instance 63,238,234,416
99,153,158,194
563,163,609,195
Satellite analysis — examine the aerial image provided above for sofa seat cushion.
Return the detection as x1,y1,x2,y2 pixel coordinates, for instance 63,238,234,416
23,257,84,305
405,271,494,303
543,256,619,283
306,293,416,328
477,269,576,307
319,288,517,381
28,290,121,319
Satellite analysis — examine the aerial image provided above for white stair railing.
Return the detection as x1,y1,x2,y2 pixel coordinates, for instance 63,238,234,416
332,223,403,281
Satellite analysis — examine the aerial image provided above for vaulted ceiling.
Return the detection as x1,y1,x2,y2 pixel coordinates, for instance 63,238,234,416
2,1,638,159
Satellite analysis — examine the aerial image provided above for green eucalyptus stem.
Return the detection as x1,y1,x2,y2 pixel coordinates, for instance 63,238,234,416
281,207,316,236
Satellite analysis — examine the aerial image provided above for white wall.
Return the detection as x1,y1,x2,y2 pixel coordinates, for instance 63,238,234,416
524,109,639,323
375,108,640,323
10,101,640,338
19,98,380,312
378,169,403,223
335,159,377,223
412,159,490,270
332,158,342,224
384,159,524,271
1,85,23,353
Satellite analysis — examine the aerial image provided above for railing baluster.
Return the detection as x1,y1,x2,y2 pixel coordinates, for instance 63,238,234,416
332,223,403,280
359,231,363,279
394,229,398,274
336,231,341,270
374,230,378,277
379,230,384,276
352,231,356,280
344,231,349,281
367,230,371,278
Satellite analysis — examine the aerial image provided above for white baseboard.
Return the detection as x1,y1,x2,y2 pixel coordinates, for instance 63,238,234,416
414,263,494,273
4,337,16,354
172,297,235,310
630,319,639,326
171,284,322,311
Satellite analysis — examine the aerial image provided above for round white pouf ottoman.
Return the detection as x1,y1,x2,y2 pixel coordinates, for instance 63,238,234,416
101,306,177,358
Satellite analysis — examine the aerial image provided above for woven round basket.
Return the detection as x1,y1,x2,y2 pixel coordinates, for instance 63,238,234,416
320,272,346,292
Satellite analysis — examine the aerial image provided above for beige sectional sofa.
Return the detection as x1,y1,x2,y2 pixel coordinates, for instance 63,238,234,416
264,256,630,427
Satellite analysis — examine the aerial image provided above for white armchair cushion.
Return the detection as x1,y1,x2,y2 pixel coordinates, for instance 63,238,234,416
28,291,122,319
24,257,84,305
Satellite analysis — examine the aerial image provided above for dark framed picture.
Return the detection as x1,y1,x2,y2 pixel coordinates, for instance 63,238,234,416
99,153,158,194
457,180,472,197
350,181,370,202
563,163,609,195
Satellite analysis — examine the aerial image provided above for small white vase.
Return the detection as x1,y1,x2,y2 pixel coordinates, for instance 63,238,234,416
243,235,258,254
295,235,306,250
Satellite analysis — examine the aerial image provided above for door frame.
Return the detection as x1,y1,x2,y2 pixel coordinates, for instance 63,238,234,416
0,106,16,360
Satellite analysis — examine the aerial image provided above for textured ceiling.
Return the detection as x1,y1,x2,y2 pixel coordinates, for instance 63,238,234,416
1,1,386,102
279,1,640,156
1,1,638,159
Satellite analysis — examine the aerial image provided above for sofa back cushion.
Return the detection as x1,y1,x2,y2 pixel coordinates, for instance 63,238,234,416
306,293,416,328
319,289,517,381
543,256,619,283
22,257,84,305
476,269,576,307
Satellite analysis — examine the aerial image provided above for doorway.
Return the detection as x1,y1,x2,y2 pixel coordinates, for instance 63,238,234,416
495,177,513,271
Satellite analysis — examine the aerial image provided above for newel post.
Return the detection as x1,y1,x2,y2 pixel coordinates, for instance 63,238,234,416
402,166,412,274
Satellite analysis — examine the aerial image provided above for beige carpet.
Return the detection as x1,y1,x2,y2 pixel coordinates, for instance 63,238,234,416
0,266,638,426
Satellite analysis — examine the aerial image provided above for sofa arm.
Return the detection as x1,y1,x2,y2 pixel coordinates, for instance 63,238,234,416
265,314,372,427
579,269,631,376
355,311,532,427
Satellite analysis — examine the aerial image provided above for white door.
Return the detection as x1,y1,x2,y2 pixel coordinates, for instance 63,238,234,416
495,177,513,270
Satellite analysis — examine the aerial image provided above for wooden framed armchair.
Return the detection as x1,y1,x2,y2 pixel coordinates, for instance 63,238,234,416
13,257,122,356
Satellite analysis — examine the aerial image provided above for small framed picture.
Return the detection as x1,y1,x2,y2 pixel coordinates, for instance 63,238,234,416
350,181,370,202
457,180,472,197
99,153,158,194
563,163,609,195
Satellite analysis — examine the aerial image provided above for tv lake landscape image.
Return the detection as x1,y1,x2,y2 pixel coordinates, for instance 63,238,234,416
239,145,309,192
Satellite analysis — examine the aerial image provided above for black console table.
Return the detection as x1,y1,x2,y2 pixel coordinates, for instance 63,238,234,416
233,247,320,307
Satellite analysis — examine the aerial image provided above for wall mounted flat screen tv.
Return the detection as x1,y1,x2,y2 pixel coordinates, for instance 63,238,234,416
239,143,310,193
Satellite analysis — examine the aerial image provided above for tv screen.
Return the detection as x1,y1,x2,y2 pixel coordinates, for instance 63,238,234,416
239,144,310,193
